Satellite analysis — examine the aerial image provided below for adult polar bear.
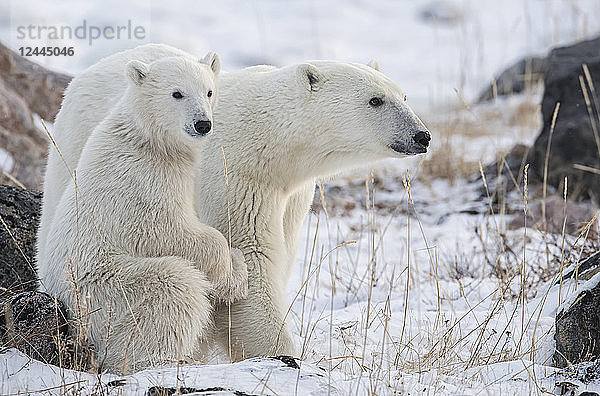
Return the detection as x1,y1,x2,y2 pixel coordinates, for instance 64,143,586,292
38,44,431,361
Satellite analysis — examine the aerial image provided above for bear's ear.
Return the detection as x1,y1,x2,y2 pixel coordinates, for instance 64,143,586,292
201,51,221,76
126,60,149,85
297,63,322,92
367,59,380,71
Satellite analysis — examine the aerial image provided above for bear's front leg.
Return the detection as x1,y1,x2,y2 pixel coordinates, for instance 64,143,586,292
212,254,296,361
180,226,248,302
210,247,248,303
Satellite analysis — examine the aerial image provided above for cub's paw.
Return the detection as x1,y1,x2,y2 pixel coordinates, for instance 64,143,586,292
212,248,248,303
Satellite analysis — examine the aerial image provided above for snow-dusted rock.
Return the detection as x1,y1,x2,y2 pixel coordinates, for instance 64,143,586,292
0,184,40,295
0,291,75,367
554,271,600,368
477,56,547,102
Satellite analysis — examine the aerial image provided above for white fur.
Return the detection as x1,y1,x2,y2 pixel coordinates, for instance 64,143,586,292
37,44,429,362
38,54,248,374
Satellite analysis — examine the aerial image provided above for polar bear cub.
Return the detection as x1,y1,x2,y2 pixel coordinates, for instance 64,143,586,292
38,53,247,374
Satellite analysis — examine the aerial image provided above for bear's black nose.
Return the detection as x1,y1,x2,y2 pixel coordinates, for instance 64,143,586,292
194,120,212,135
413,130,431,147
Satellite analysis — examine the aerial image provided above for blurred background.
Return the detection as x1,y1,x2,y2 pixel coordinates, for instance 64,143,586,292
2,0,599,112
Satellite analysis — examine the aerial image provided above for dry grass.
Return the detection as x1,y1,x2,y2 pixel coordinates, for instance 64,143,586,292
296,163,599,394
419,95,542,185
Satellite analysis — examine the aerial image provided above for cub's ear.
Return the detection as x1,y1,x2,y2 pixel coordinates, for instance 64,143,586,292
367,59,380,71
126,60,149,85
297,63,322,92
201,51,221,76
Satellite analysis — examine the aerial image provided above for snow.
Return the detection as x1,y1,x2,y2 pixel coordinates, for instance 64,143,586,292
1,349,344,395
2,0,600,395
0,148,14,173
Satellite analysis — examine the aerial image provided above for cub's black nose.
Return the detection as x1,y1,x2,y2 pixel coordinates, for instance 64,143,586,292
194,120,212,135
413,130,431,147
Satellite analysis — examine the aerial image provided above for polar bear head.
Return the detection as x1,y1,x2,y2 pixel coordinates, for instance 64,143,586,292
228,60,430,182
293,60,430,175
125,53,221,146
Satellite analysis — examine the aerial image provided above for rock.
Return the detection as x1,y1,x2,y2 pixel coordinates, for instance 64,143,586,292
553,272,600,368
0,291,68,365
147,386,255,396
0,184,41,298
0,41,71,123
0,41,72,189
556,359,600,383
477,143,531,215
508,195,598,237
529,36,600,202
0,123,47,189
0,291,92,370
478,56,547,102
419,1,463,26
480,143,530,192
271,355,300,369
0,79,48,189
558,250,600,285
554,359,600,395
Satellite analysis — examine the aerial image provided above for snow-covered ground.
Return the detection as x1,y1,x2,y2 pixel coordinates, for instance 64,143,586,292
2,1,600,395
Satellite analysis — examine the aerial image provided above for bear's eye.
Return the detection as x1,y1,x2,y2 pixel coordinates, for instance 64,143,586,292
369,97,384,107
207,90,213,98
172,91,184,99
403,94,408,101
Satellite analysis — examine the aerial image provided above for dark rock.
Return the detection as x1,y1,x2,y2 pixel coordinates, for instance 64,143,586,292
0,291,68,365
0,290,92,370
508,195,598,236
147,386,257,396
419,1,463,26
558,251,600,285
107,379,127,387
529,36,600,202
478,56,547,102
0,185,95,369
555,360,600,395
553,274,600,368
477,143,531,213
271,355,300,369
0,184,41,298
563,359,600,383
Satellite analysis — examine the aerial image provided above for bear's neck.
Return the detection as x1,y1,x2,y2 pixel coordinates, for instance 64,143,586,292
107,115,199,204
147,132,197,167
196,143,315,282
123,119,198,171
225,174,291,279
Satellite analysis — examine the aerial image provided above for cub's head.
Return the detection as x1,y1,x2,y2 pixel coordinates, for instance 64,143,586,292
271,60,431,178
125,53,220,143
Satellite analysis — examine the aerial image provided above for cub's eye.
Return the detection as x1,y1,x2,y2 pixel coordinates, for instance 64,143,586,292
172,91,183,99
207,90,213,98
369,97,384,107
403,94,408,101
